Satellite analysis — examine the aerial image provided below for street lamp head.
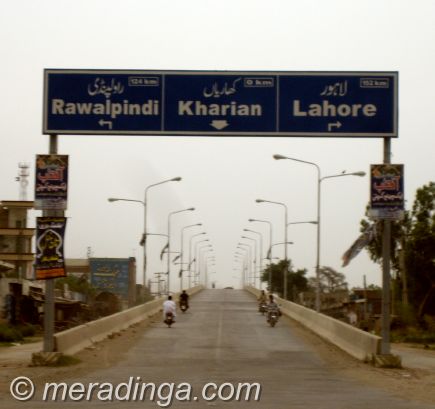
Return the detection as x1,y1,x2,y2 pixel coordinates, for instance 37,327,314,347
352,171,366,177
256,199,265,203
273,154,287,160
171,177,182,182
188,207,195,211
248,219,255,222
107,198,118,202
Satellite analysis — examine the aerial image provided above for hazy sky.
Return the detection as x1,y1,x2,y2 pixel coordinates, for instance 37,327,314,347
1,1,434,291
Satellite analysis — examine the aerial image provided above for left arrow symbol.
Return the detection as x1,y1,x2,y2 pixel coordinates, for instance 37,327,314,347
99,119,113,129
211,120,229,130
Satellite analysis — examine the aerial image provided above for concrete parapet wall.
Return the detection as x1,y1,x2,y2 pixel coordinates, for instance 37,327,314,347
55,286,203,355
245,286,381,361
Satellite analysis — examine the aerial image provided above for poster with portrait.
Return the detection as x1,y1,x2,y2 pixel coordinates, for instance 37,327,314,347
35,217,67,280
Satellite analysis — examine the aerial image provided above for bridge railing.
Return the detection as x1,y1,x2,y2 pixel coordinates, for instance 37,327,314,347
245,286,381,361
54,285,203,355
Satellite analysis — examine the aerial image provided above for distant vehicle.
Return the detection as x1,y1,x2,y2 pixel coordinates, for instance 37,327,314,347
224,286,234,290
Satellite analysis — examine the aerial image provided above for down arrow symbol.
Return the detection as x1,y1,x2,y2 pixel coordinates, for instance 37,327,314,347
211,120,229,130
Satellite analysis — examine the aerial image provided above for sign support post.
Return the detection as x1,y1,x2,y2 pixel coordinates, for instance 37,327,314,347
43,134,58,353
380,137,392,355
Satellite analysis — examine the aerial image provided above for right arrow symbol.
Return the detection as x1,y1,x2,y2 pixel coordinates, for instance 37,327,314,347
328,121,342,131
211,120,229,130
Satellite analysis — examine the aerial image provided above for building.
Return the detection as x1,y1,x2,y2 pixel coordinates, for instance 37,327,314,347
0,200,35,279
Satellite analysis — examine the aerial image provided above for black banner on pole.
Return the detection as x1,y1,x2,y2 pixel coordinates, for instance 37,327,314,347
35,217,67,280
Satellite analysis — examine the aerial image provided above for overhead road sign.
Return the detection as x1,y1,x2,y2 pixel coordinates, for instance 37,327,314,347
43,70,398,137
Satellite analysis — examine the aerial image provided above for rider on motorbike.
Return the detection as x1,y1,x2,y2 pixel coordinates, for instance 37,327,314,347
257,290,268,313
258,290,268,304
163,295,177,323
266,294,280,322
179,290,189,310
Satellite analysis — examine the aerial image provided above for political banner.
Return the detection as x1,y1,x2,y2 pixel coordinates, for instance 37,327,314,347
89,258,131,298
369,164,404,220
35,154,69,210
35,217,67,279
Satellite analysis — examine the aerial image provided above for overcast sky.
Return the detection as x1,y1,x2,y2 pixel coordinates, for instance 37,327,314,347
1,1,434,291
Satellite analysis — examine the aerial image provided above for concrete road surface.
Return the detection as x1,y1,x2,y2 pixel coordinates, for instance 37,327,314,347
2,289,434,408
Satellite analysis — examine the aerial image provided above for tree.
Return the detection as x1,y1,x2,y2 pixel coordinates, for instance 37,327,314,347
307,266,348,294
55,274,96,300
361,182,435,317
261,259,308,301
404,182,435,316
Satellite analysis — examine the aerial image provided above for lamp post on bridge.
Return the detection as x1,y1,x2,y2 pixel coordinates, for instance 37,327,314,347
256,199,289,299
188,233,207,288
243,228,263,288
167,207,195,294
180,223,202,291
249,218,273,290
273,153,365,311
108,176,182,290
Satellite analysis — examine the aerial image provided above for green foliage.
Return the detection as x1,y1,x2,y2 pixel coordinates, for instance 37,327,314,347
0,323,37,343
307,266,348,294
0,324,23,342
361,182,435,318
17,323,36,337
391,326,435,344
261,259,308,301
55,274,96,298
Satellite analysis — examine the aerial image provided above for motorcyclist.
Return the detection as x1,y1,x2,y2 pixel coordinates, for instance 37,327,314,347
179,290,189,310
257,290,268,304
266,294,280,322
257,290,268,313
163,295,177,323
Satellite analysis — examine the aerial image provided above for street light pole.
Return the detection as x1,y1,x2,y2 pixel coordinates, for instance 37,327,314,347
192,238,209,286
180,223,202,291
273,154,365,311
108,176,181,291
188,233,206,288
244,229,263,288
196,244,212,286
236,248,248,286
241,235,259,288
167,207,195,294
249,219,272,290
256,199,289,299
199,248,213,287
237,244,252,285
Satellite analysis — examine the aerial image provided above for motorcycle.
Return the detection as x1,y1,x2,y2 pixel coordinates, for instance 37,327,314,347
258,302,268,315
164,312,174,328
267,308,279,327
180,300,188,313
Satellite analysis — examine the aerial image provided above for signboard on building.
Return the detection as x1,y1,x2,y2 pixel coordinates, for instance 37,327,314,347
369,164,404,220
44,70,398,137
35,217,67,279
35,154,69,210
89,258,135,300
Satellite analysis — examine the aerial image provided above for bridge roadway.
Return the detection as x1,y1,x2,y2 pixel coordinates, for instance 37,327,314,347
5,289,434,408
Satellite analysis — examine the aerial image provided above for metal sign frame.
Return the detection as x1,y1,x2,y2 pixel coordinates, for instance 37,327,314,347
43,69,398,138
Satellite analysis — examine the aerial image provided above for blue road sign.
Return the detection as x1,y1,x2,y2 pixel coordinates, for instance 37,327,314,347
44,70,398,137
